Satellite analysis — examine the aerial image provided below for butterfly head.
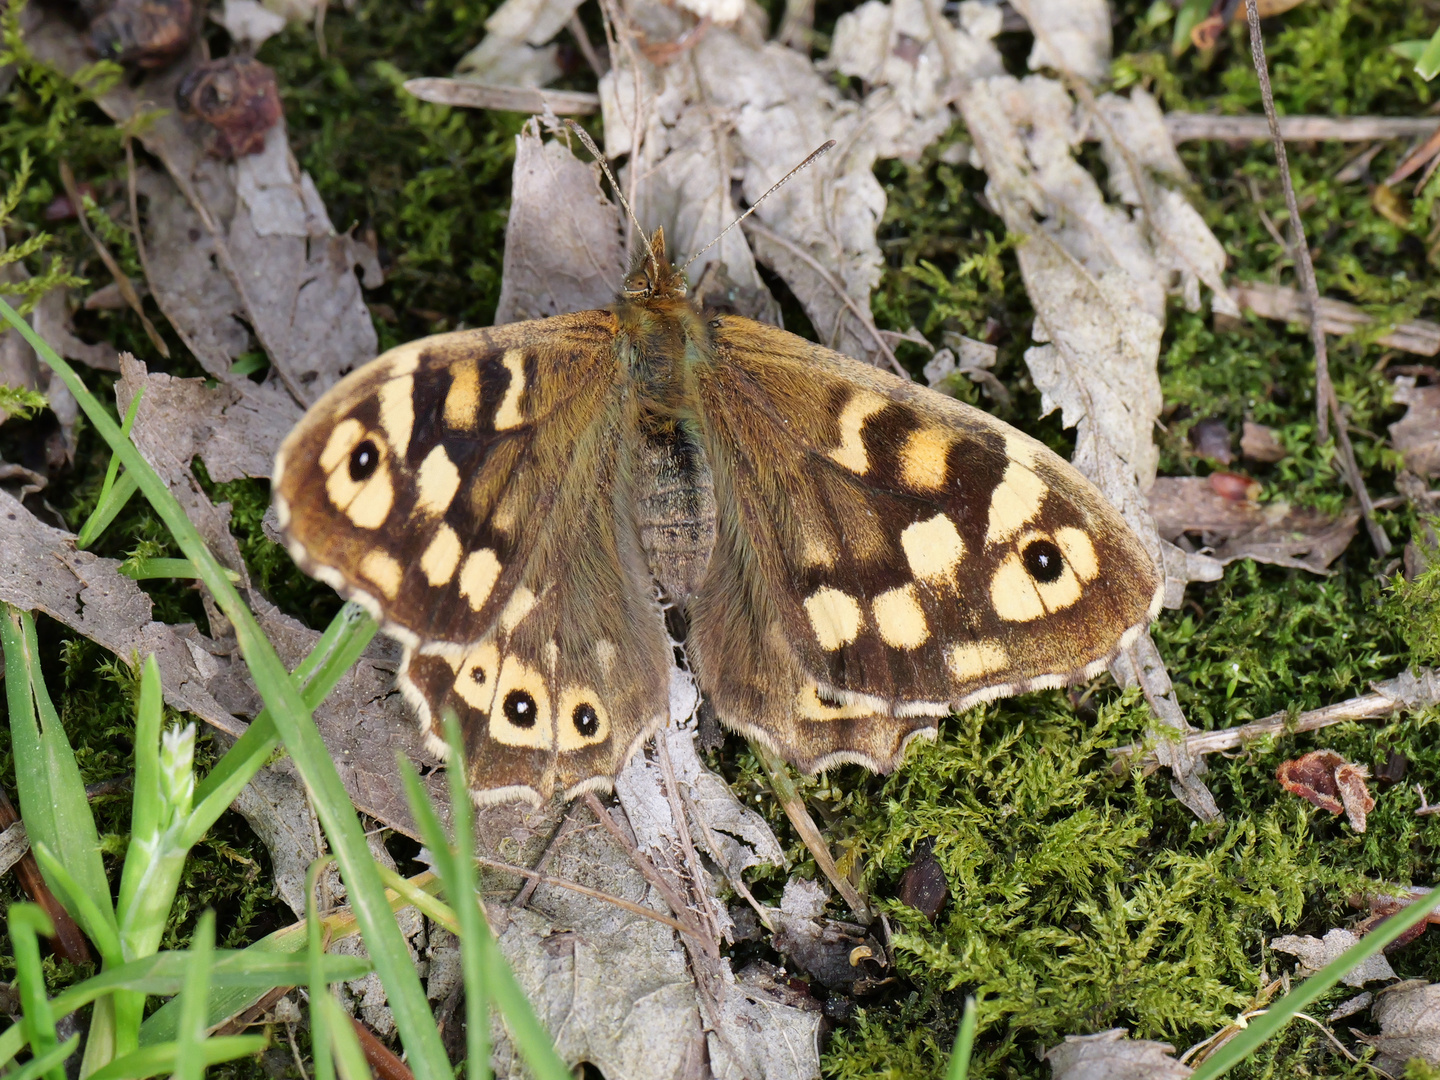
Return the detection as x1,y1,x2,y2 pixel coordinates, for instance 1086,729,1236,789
622,226,688,302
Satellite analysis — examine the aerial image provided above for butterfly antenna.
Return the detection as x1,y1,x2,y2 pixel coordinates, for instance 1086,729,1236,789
681,140,836,274
564,119,655,265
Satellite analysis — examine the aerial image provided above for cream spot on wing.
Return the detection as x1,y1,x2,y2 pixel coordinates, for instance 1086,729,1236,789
901,514,966,581
415,445,461,516
949,640,1010,681
1056,526,1099,582
594,639,616,678
445,359,480,430
990,552,1046,622
900,428,951,491
795,682,881,722
799,527,836,569
985,462,1048,545
383,342,424,378
872,585,929,649
1035,565,1083,611
420,525,462,586
360,550,403,598
493,350,526,431
490,656,553,748
826,391,887,475
1004,431,1039,469
453,641,500,711
557,687,610,751
499,586,537,632
319,418,366,473
343,464,394,529
803,587,863,651
458,549,502,612
378,376,415,453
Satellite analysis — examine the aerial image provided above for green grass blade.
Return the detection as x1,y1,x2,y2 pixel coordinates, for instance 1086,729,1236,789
944,997,978,1080
77,470,139,549
2,608,119,958
10,904,63,1080
0,298,451,1080
375,864,459,936
85,1037,267,1080
172,911,215,1080
77,387,142,549
29,841,124,962
1171,0,1210,55
308,857,338,1080
398,752,568,1080
1415,23,1440,80
5,1036,80,1080
441,715,490,1080
184,604,376,850
323,994,373,1080
1190,887,1440,1078
119,558,229,581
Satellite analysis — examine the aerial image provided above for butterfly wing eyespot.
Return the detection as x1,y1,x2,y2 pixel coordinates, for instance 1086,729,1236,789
688,315,1162,776
1022,538,1064,583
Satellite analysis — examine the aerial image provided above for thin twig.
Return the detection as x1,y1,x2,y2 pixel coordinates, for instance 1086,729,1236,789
656,736,721,946
566,12,608,77
742,218,907,378
1165,114,1440,144
1243,0,1391,556
1110,668,1440,773
679,783,776,933
507,805,583,910
59,160,169,358
472,849,702,943
581,792,719,956
749,740,874,922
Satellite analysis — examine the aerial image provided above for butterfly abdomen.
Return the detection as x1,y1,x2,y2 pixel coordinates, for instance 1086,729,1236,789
634,415,718,608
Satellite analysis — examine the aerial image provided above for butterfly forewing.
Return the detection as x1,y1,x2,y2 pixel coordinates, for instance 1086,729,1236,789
273,313,673,803
687,316,1162,773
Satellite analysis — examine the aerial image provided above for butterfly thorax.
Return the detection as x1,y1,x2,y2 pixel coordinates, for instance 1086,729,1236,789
614,233,719,609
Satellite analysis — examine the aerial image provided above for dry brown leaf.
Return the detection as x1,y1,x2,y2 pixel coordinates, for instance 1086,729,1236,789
1276,749,1376,831
1367,981,1440,1074
600,0,1000,366
1148,476,1360,575
1044,1028,1192,1080
494,122,625,325
1270,928,1396,986
1240,420,1287,463
491,812,821,1080
27,14,379,401
1390,377,1440,479
1012,0,1111,84
453,0,583,88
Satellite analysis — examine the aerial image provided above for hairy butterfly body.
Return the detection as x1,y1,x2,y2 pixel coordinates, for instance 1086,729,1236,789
273,228,1162,805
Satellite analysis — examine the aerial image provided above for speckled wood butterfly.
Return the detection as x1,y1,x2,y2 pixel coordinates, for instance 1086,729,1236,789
273,228,1161,805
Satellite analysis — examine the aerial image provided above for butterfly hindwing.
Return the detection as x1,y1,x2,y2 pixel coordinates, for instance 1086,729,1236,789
687,316,1162,772
273,314,672,803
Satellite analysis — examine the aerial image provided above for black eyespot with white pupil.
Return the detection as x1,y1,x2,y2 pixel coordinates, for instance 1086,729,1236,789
469,665,487,686
503,689,537,728
572,703,599,738
1022,539,1065,583
349,439,380,481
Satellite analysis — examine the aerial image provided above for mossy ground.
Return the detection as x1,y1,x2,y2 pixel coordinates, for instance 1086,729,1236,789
2,0,1440,1077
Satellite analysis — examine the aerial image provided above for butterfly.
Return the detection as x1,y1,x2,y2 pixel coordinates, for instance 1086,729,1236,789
272,226,1162,805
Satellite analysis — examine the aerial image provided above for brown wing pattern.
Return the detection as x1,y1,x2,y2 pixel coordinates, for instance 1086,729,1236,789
687,316,1162,774
273,314,672,803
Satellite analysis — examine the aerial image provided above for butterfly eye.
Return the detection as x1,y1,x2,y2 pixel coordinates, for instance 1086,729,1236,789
572,702,600,737
1022,539,1065,583
503,689,538,728
349,439,381,482
624,272,651,295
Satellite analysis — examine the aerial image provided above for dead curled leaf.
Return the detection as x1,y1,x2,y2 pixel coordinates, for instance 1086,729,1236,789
1147,476,1360,575
1044,1028,1192,1080
1390,376,1440,480
1269,927,1396,987
1364,981,1440,1074
1276,749,1376,832
87,0,195,69
176,55,283,159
